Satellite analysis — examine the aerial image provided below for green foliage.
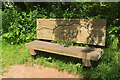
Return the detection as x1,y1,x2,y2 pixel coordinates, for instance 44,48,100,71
1,2,120,79
2,40,31,68
2,2,120,47
106,26,120,49
81,49,119,80
2,6,38,44
2,41,119,79
51,40,89,47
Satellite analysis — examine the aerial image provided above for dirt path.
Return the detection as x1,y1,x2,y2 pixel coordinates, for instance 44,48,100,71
2,64,82,78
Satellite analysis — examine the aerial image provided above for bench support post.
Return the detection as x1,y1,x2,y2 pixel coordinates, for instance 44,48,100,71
82,59,91,67
29,49,37,55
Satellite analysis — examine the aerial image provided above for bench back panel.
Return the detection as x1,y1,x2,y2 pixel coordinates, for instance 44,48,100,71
37,19,106,46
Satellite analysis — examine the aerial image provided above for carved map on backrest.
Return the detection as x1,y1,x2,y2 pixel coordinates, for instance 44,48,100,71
37,19,106,46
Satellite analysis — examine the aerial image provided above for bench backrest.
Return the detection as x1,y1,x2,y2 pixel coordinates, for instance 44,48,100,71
37,19,106,46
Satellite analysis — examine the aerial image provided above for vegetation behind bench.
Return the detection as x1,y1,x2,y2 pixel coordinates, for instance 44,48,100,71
2,2,120,79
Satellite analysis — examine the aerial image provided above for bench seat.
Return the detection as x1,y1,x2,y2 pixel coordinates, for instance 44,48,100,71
25,40,104,67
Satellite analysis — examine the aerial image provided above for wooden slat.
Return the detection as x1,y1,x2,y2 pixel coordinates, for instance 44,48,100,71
25,40,103,61
37,19,106,46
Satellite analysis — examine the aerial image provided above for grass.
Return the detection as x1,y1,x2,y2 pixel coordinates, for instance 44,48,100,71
2,40,31,68
1,40,120,80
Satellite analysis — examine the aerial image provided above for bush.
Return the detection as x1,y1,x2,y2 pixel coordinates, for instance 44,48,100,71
2,6,38,44
106,26,120,49
2,2,120,46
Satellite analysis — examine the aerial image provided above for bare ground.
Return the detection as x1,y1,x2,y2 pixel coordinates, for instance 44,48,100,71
2,64,83,78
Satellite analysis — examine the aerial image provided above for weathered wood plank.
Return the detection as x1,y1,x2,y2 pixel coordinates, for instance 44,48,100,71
25,40,103,61
37,19,106,46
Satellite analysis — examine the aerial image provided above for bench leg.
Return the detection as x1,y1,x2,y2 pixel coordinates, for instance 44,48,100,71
82,59,91,67
29,49,37,55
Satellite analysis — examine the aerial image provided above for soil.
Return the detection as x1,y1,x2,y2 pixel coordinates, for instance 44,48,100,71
2,64,83,78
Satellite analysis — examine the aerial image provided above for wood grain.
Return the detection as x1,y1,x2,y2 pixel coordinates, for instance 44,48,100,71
37,19,106,46
25,40,103,61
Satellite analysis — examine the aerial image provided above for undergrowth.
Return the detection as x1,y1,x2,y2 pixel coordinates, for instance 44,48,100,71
2,40,120,80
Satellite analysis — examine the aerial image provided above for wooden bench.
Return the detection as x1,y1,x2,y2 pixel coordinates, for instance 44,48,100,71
25,19,106,67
